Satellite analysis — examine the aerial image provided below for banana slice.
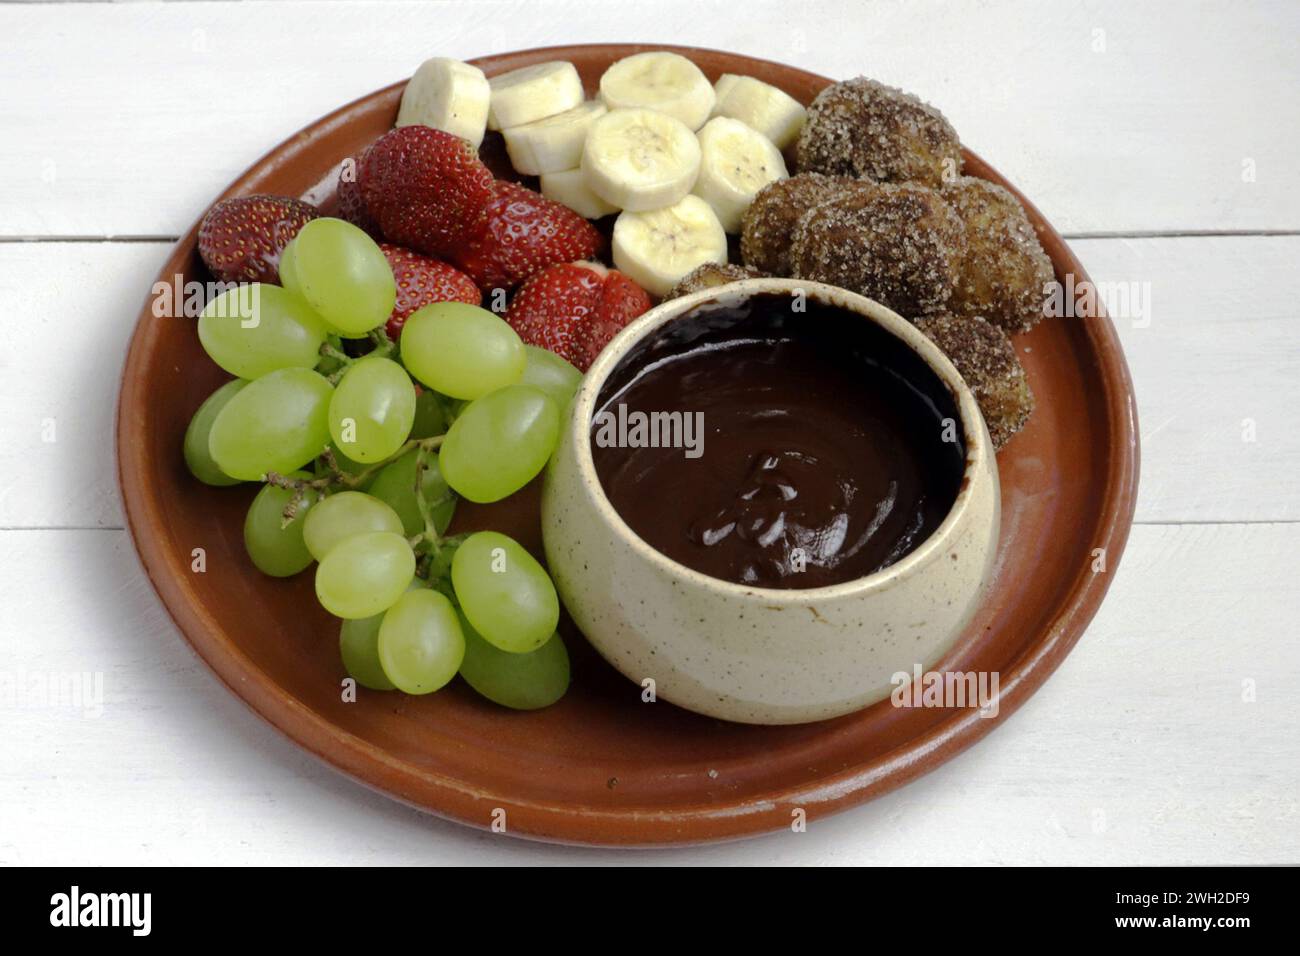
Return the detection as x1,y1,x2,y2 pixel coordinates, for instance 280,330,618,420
599,52,716,130
503,100,607,176
711,74,808,149
692,116,789,233
582,108,701,212
487,61,584,131
612,195,728,298
396,58,492,147
540,168,619,219
713,74,741,106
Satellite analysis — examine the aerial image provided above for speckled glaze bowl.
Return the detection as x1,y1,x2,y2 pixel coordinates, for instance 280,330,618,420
542,278,1001,724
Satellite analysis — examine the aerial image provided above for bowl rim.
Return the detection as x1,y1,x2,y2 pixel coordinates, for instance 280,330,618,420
566,276,995,602
115,42,1141,846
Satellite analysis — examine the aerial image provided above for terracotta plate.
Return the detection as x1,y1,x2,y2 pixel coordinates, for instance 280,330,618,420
117,44,1140,846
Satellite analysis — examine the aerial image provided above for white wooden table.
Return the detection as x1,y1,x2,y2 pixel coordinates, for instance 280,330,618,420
2,0,1297,866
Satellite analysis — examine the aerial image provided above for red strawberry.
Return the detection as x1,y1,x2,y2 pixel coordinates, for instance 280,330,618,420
197,194,318,283
451,181,603,294
506,262,651,371
336,147,380,237
381,244,481,339
359,126,494,257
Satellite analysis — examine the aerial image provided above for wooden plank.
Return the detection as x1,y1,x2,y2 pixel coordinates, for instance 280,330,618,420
1,235,1295,528
0,521,1293,864
0,0,1297,237
1079,235,1300,523
0,241,160,529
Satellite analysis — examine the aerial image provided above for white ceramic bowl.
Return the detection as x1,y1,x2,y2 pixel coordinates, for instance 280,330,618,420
542,279,1000,724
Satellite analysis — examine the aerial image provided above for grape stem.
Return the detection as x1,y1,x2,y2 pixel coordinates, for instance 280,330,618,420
280,487,308,530
265,434,446,523
320,332,398,383
411,443,445,554
364,327,399,363
318,341,353,366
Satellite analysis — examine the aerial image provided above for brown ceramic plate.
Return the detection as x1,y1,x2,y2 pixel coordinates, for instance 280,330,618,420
117,44,1139,846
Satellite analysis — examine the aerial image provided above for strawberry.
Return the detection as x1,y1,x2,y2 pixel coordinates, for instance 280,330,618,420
359,126,495,257
506,262,651,371
381,243,481,339
451,181,603,294
336,147,380,238
197,194,319,283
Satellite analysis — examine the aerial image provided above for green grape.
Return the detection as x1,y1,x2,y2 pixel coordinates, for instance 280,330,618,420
400,302,525,400
367,449,456,537
458,612,569,710
290,218,395,337
197,283,326,379
302,490,404,561
243,471,318,577
451,531,559,653
328,356,416,463
184,379,248,485
438,385,558,503
277,235,302,294
208,368,333,480
520,345,582,411
315,531,414,619
408,387,447,440
337,574,424,689
377,589,465,694
339,614,397,691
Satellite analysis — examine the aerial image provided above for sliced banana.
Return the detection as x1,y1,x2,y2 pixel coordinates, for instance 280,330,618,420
599,52,716,130
487,61,584,131
582,108,701,212
540,168,619,220
396,58,492,147
503,100,607,176
713,73,741,107
692,116,789,233
612,195,728,298
711,74,808,149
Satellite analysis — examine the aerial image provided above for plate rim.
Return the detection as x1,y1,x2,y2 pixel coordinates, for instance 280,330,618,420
115,42,1140,847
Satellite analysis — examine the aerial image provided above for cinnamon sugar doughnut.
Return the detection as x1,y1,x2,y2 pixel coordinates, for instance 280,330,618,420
664,262,768,300
739,173,860,275
914,312,1034,450
796,77,962,189
789,182,966,319
944,176,1054,334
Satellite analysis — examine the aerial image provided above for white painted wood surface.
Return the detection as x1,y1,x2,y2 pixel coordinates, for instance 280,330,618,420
1,0,1297,866
3,0,1298,237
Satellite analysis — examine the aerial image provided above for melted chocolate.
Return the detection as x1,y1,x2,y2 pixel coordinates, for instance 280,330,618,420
590,293,966,589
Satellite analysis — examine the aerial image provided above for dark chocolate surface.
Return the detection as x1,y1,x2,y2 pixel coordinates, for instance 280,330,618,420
591,292,965,589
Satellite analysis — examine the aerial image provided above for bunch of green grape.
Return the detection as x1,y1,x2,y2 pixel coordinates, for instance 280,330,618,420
183,217,583,709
